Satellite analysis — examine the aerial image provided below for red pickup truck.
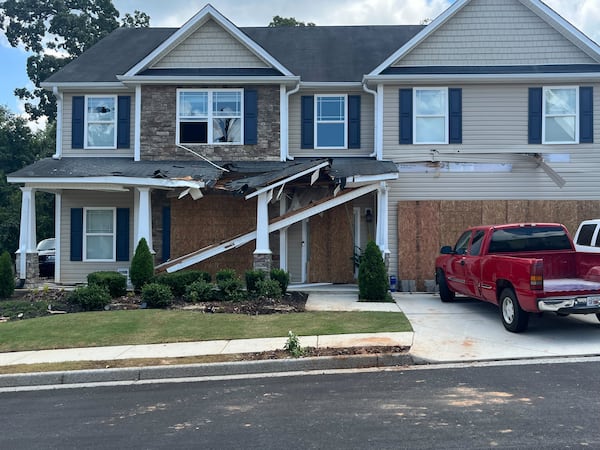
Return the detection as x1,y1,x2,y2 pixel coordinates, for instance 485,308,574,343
435,223,600,332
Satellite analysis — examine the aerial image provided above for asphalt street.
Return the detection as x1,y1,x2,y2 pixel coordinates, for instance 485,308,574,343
2,359,600,449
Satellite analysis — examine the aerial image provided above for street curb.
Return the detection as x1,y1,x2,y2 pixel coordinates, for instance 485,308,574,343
0,353,414,388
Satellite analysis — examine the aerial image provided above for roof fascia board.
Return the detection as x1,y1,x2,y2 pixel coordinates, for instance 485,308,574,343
520,0,600,62
124,5,294,78
117,75,299,85
300,82,364,89
368,0,470,76
245,160,330,200
7,176,206,189
40,82,128,90
365,72,600,83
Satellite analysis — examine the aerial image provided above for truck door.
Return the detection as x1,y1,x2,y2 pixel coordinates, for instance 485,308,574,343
447,231,472,295
463,230,485,298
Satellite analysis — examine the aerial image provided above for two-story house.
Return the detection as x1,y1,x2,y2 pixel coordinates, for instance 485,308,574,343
9,0,600,290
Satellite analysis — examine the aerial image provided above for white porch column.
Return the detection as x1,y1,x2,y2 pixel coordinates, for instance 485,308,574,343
135,187,154,253
254,191,272,271
17,187,37,279
376,182,390,258
279,192,288,271
54,192,62,283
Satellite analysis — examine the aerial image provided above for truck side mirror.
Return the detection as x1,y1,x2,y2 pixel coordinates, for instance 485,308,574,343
440,245,454,254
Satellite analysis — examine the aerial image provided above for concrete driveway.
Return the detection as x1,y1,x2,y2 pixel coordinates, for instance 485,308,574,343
394,292,600,363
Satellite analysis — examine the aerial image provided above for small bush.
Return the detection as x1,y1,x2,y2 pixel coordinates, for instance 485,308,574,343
245,269,266,294
216,268,237,283
141,283,174,309
217,277,244,301
0,299,50,320
257,278,282,299
87,271,127,298
284,330,305,357
184,280,215,302
358,241,389,301
270,268,290,295
68,284,111,311
130,238,154,292
0,251,15,299
153,270,211,297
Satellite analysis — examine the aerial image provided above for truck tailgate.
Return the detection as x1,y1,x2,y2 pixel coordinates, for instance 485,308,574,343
543,278,600,292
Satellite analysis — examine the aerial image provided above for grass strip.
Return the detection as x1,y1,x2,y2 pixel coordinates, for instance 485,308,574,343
0,310,411,353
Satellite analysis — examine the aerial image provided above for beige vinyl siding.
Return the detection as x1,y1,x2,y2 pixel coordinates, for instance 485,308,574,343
60,191,134,284
62,91,135,157
395,0,597,66
289,91,375,158
153,19,268,69
383,81,600,280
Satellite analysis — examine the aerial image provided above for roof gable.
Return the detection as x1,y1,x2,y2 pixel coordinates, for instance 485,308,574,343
125,4,293,77
370,0,600,75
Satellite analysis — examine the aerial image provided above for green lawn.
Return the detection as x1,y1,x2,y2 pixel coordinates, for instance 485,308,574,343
0,310,412,353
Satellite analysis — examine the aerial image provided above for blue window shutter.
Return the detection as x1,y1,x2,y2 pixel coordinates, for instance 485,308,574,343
244,89,258,145
399,89,413,144
301,95,314,149
580,86,593,144
348,95,361,149
117,96,131,148
116,208,130,261
72,96,85,149
528,88,542,144
448,88,462,144
162,206,171,263
70,208,83,261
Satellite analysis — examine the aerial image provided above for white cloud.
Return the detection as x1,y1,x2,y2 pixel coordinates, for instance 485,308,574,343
543,0,600,44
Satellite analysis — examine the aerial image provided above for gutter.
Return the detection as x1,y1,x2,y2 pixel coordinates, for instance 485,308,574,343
362,81,379,158
284,81,301,160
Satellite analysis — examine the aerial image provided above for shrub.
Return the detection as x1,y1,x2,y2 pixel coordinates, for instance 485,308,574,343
184,279,215,302
358,241,389,301
141,282,174,309
216,273,244,302
270,268,290,295
215,268,237,283
87,271,127,298
0,251,15,299
68,284,111,311
130,238,154,292
257,278,282,299
245,269,266,294
154,270,211,297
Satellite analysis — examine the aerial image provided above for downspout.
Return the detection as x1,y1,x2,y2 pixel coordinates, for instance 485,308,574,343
362,81,379,158
134,84,141,161
52,87,63,159
283,82,301,161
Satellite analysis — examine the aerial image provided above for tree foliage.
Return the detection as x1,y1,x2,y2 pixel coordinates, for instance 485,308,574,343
268,15,315,27
0,0,150,121
0,106,54,255
358,241,389,301
130,238,154,292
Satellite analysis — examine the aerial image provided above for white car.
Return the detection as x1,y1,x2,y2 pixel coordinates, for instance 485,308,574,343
573,220,600,253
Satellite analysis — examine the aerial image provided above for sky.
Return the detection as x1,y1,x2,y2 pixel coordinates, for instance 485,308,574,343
1,0,599,128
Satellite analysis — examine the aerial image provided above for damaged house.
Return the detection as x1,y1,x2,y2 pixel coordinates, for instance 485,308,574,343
9,0,600,289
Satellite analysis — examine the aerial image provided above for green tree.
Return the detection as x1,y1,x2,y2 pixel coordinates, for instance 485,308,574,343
0,250,15,298
268,15,315,27
130,238,154,292
0,106,54,254
0,0,150,121
358,241,389,301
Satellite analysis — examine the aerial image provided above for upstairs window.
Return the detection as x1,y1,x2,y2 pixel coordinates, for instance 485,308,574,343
84,208,115,261
315,95,347,149
414,88,448,144
85,96,117,148
177,89,242,144
543,87,578,144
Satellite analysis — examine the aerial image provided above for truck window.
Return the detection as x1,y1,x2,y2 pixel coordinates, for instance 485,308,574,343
454,231,471,255
577,224,597,246
470,230,485,256
489,226,572,253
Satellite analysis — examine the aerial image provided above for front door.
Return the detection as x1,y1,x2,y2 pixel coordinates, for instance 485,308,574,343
287,220,308,283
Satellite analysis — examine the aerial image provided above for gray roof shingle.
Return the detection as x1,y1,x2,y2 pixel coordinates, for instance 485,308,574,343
44,25,424,84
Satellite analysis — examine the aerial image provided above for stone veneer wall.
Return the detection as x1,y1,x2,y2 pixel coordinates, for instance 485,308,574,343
140,85,281,161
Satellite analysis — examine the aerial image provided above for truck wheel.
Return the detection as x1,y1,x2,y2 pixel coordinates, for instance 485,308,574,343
499,288,529,332
436,269,455,303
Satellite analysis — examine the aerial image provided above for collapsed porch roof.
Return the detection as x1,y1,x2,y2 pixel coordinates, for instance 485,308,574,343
7,157,399,194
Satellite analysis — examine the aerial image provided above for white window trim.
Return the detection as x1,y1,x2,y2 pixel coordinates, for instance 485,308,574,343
84,95,118,149
314,94,348,150
542,86,579,145
176,88,244,145
83,207,116,262
413,87,449,145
